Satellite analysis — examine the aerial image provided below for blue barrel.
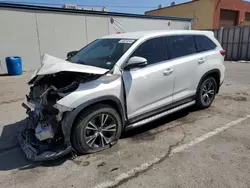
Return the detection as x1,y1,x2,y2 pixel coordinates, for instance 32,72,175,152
5,56,23,76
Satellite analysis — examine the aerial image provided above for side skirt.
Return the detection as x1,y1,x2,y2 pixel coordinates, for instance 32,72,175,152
125,100,195,130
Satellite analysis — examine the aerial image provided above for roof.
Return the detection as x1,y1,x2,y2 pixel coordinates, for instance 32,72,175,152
101,30,214,39
0,2,192,22
145,1,195,14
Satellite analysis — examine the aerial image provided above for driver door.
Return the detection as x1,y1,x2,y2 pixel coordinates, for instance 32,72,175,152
123,37,174,122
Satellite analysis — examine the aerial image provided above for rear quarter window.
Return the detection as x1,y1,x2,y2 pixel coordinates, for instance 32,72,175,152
194,35,217,52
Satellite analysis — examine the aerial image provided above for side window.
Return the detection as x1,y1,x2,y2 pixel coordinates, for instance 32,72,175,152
131,37,167,65
194,35,217,52
167,35,196,59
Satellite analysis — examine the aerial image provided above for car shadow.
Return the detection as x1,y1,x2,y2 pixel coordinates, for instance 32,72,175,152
0,119,67,171
0,146,68,171
0,119,27,152
0,107,196,171
122,107,192,138
0,73,8,77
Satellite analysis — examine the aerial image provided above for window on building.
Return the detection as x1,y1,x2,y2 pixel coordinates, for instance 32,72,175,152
220,9,238,27
245,12,250,26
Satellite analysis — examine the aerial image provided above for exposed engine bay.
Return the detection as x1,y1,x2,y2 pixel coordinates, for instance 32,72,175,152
20,71,102,161
28,72,99,123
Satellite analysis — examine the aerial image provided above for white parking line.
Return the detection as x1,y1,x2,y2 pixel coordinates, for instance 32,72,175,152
170,115,250,156
94,115,250,188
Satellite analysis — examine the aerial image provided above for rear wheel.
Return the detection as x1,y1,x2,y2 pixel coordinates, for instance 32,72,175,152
196,77,217,109
72,104,122,154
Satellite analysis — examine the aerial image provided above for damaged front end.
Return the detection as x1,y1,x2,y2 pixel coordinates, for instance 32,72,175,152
19,71,101,161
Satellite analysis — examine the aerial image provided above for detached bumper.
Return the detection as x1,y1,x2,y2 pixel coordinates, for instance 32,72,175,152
18,129,72,161
19,102,73,161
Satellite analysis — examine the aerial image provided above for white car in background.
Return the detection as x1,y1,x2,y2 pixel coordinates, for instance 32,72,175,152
19,30,225,161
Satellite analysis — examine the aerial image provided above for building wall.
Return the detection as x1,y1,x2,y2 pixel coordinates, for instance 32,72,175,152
0,9,41,72
36,13,110,59
213,0,250,28
0,7,191,73
36,12,88,60
108,17,191,33
145,0,214,29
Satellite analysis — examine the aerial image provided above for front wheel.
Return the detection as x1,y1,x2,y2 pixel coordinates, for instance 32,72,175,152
196,77,217,109
72,104,122,154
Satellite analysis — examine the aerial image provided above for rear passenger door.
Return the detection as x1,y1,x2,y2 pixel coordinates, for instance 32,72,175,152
194,35,220,73
167,35,208,102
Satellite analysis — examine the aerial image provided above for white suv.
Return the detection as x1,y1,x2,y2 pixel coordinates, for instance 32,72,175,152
20,30,225,161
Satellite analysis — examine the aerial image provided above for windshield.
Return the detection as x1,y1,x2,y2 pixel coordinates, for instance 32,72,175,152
68,38,136,69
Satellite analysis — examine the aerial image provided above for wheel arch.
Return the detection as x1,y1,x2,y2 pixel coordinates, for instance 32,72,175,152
61,96,126,146
197,69,221,94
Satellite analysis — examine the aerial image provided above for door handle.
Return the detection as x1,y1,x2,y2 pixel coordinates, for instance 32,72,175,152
198,58,205,64
163,68,173,76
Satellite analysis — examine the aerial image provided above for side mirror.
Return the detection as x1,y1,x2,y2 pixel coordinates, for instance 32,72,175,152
125,56,147,69
67,50,78,59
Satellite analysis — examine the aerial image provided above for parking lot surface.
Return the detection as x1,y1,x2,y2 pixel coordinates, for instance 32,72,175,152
0,62,250,188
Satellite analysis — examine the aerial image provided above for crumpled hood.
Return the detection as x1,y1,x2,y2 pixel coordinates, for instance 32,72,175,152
29,54,109,84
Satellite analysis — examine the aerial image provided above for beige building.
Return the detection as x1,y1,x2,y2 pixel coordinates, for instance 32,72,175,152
145,0,250,29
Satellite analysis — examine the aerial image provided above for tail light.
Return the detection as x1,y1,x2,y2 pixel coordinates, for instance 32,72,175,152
220,50,226,56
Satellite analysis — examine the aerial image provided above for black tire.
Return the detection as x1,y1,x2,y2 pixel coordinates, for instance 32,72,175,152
72,104,122,154
196,77,217,109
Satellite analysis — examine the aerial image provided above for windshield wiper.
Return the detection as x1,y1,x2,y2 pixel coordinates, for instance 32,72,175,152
75,60,86,65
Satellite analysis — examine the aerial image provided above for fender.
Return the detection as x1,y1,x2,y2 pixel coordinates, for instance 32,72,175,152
61,95,126,146
196,69,221,94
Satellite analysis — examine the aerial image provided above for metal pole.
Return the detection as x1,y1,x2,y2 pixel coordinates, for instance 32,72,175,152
246,27,250,60
219,27,224,44
232,27,236,60
240,27,245,60
226,28,230,60
237,27,242,61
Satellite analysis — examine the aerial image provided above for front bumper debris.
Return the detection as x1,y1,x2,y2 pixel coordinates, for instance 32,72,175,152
18,129,72,161
19,102,73,161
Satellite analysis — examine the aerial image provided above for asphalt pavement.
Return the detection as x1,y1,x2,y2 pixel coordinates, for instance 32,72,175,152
0,62,250,188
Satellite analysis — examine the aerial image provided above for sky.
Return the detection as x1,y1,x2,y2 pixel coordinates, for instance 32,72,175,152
0,0,190,14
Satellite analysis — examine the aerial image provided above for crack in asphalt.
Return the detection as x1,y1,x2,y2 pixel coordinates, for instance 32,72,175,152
96,111,238,188
0,98,24,105
98,110,247,188
146,114,213,137
132,113,215,142
206,109,248,119
101,126,187,188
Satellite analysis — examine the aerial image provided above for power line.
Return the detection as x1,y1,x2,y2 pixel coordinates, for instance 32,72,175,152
0,1,158,9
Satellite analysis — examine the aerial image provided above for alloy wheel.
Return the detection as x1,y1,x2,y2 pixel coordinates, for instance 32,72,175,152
201,80,215,105
84,113,117,149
